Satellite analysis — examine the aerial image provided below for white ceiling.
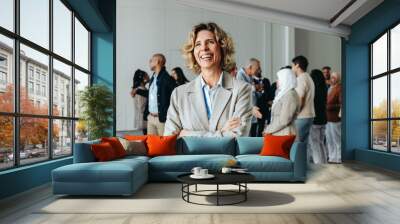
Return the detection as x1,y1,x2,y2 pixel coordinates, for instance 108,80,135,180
177,0,384,37
224,0,353,23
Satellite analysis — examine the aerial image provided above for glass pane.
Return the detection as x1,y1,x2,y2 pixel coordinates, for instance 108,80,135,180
372,77,387,119
75,120,88,143
53,0,72,60
20,0,49,49
0,34,14,112
74,18,89,70
391,24,400,70
74,69,89,118
391,72,400,118
372,33,387,76
391,120,400,153
20,117,49,165
372,121,388,151
20,44,49,115
53,59,72,117
0,116,13,170
0,0,13,31
53,119,72,157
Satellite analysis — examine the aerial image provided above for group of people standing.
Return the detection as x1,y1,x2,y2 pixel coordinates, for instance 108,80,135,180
129,22,342,164
130,54,189,135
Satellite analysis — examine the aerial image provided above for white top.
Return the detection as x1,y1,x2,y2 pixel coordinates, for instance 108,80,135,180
295,72,315,119
200,72,224,119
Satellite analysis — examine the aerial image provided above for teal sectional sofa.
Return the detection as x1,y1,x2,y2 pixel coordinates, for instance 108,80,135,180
52,137,307,196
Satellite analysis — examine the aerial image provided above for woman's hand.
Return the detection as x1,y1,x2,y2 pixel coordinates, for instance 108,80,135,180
222,117,241,132
262,131,270,136
252,106,262,119
130,88,137,97
172,129,182,136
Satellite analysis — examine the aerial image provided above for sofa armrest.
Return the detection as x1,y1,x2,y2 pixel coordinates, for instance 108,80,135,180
73,140,100,163
289,141,307,181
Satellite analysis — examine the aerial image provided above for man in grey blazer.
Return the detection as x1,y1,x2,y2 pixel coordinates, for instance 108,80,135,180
164,22,252,137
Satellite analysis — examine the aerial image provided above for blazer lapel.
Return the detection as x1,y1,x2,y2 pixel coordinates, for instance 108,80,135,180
209,72,233,131
188,77,209,130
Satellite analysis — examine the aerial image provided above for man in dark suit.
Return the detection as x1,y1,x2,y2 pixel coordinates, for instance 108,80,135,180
145,53,176,135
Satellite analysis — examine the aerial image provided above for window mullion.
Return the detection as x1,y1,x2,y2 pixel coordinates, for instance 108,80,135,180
13,0,21,167
387,29,392,152
71,10,76,154
48,0,54,160
370,45,373,149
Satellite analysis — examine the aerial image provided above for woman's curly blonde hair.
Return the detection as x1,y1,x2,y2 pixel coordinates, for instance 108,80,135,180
182,22,235,74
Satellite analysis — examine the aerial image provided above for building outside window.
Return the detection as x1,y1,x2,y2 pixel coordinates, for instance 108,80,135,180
28,81,34,94
28,67,34,80
42,85,46,97
0,54,7,89
0,54,7,67
0,71,6,84
41,73,46,83
35,70,40,81
35,83,40,95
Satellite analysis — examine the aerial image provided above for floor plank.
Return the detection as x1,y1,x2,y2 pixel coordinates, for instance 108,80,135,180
1,162,400,224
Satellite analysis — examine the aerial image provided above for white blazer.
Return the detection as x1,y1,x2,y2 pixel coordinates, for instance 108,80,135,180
164,72,253,137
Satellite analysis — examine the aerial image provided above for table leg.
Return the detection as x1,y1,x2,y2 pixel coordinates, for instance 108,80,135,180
187,184,190,202
195,184,198,192
217,184,219,206
245,183,247,201
181,184,183,199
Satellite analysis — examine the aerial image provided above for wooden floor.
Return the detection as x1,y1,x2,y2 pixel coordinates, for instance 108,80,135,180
1,162,400,224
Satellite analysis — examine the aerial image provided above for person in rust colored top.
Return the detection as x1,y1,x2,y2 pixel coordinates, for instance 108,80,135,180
326,72,342,163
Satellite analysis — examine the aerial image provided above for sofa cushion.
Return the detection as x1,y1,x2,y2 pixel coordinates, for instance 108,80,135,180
177,137,235,155
115,155,150,163
119,138,147,156
236,137,263,155
149,154,235,172
236,155,293,172
91,142,118,161
101,137,127,158
53,158,148,183
147,135,177,157
73,140,100,163
260,135,296,159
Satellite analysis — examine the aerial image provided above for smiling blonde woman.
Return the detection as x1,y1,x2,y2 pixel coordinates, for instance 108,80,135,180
164,22,253,137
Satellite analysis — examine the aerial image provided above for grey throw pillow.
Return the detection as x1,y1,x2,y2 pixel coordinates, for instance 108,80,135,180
118,137,147,156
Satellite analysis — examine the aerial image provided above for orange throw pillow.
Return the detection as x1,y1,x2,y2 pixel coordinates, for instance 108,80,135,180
124,135,148,141
260,135,296,159
101,137,127,158
146,135,177,157
91,142,117,162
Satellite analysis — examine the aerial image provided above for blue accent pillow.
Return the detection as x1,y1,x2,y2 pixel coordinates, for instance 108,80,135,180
73,139,100,163
236,137,263,155
177,137,235,155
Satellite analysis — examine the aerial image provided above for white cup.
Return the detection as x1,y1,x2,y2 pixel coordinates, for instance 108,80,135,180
191,167,202,176
200,169,208,176
221,167,232,174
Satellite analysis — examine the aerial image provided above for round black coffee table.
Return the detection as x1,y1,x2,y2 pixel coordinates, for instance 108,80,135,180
177,173,255,206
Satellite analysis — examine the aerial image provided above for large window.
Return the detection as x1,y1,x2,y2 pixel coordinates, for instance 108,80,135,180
0,0,91,170
370,23,400,153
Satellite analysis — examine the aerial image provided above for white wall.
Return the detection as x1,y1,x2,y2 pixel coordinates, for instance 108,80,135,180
295,28,342,73
116,0,295,131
